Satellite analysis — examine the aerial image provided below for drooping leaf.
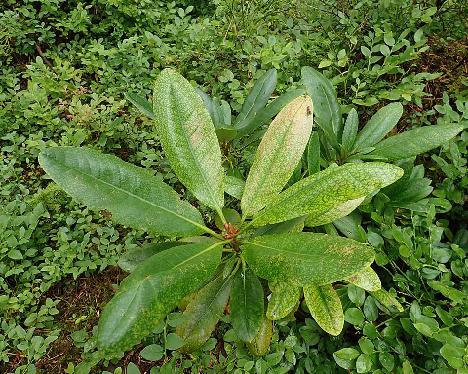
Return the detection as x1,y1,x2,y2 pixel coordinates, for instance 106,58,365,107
234,69,277,131
307,131,321,175
241,95,314,216
247,316,273,356
230,268,264,342
345,267,381,291
224,175,245,200
125,92,155,119
353,103,403,151
153,68,224,210
243,233,374,285
301,66,340,147
303,284,344,335
341,108,358,153
267,280,301,320
177,273,232,352
251,162,403,227
236,89,305,138
38,147,206,237
118,242,183,273
97,241,224,355
364,124,464,161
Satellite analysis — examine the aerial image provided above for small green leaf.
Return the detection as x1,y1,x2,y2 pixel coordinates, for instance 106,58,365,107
118,242,183,273
230,268,264,342
363,297,378,322
365,124,464,161
354,102,403,151
38,147,206,237
97,242,223,355
241,95,314,216
177,274,232,352
358,337,374,354
266,281,301,320
251,162,403,227
341,108,359,153
356,354,372,373
440,344,465,369
165,333,184,350
307,132,321,175
348,284,366,306
243,233,375,285
379,352,395,372
334,347,360,360
301,66,341,146
234,69,277,131
344,308,365,326
303,284,344,335
126,362,141,374
124,92,155,119
345,267,381,291
153,68,224,210
305,197,365,227
140,344,164,361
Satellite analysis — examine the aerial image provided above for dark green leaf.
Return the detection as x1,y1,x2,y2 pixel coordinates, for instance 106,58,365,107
241,95,314,216
251,162,403,227
140,344,164,361
307,132,321,175
153,68,224,210
234,69,277,131
97,241,223,354
341,108,358,153
38,147,206,237
303,284,344,335
243,233,374,285
344,308,365,326
177,273,232,352
354,103,403,151
301,66,341,147
365,124,463,161
118,242,183,273
230,268,264,342
125,92,155,119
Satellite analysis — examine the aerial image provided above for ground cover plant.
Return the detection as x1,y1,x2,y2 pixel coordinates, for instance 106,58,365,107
1,0,467,373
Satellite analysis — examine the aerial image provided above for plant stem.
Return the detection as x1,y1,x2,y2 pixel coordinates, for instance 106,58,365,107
216,207,228,226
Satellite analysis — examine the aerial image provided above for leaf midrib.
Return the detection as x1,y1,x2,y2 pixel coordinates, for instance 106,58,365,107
53,155,208,233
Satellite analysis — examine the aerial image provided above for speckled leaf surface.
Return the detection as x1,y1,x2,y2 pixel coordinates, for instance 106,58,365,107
365,124,464,161
224,175,245,200
247,316,273,356
230,268,264,342
305,197,365,227
267,280,301,320
304,284,344,336
177,273,232,352
371,289,404,313
301,66,340,146
241,95,314,216
251,162,403,227
97,242,223,354
153,69,224,210
234,68,277,131
243,233,374,285
354,103,403,151
38,147,206,237
345,267,381,291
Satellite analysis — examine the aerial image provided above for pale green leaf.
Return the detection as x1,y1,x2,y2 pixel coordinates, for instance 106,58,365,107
354,102,403,151
266,280,301,320
303,284,344,335
153,68,224,210
241,95,314,216
38,147,206,237
125,92,155,119
234,69,277,131
118,242,183,273
345,267,381,291
247,316,273,356
230,269,264,342
365,124,464,161
97,241,223,355
305,197,365,227
224,175,245,200
251,162,403,227
243,233,375,285
371,289,404,313
177,273,232,352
